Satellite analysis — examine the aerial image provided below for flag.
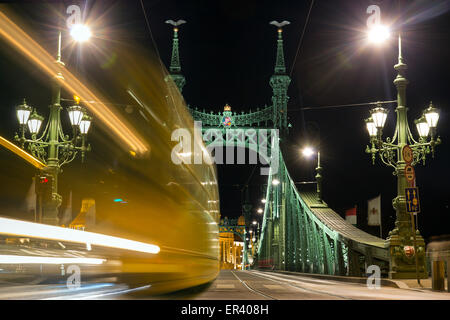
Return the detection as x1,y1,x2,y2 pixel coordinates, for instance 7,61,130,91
345,206,357,225
368,195,381,226
25,177,36,220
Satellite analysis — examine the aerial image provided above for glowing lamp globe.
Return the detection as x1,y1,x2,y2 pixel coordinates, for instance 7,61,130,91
16,99,32,125
423,102,439,129
79,114,92,135
27,111,44,135
67,105,84,126
370,106,388,129
368,25,390,44
415,117,430,138
302,147,315,158
365,118,377,137
70,24,92,43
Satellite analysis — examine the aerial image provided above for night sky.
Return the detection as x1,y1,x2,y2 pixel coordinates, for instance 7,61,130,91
0,0,449,241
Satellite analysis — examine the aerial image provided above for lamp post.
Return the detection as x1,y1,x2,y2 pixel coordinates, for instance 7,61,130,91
302,147,323,204
14,25,93,226
364,32,441,280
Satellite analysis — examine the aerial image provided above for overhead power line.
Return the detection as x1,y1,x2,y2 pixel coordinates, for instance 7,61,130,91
289,100,397,112
289,0,315,78
139,0,163,65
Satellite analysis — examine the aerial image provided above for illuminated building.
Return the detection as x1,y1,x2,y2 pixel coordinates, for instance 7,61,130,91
219,216,245,270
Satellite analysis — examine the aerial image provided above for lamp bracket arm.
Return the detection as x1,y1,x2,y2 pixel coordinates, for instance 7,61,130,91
72,144,90,152
59,149,78,167
25,139,50,146
379,148,396,169
36,118,51,142
411,141,433,149
407,125,419,145
58,139,77,145
390,125,398,144
380,142,397,148
58,124,68,142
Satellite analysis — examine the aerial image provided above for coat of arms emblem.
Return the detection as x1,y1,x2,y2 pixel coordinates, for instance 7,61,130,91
221,104,233,128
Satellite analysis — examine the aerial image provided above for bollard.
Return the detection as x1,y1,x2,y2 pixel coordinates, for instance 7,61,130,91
427,235,450,292
447,261,450,293
431,261,445,291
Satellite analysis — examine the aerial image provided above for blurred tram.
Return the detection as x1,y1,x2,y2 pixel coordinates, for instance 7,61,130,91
82,46,221,293
0,34,221,294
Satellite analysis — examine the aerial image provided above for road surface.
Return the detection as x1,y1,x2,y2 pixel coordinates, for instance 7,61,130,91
0,270,449,300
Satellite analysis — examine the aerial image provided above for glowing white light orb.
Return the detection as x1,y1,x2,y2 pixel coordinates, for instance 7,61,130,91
302,147,315,158
70,24,92,42
368,25,390,44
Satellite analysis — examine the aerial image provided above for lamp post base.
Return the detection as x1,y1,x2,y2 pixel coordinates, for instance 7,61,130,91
41,193,62,226
387,234,428,280
42,216,60,226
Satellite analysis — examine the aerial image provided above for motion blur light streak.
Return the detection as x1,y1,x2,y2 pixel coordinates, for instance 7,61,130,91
0,9,149,155
0,136,46,169
0,5,220,294
0,217,160,254
127,89,165,128
0,255,105,265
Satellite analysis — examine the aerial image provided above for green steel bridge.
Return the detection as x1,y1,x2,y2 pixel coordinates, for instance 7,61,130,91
165,20,396,278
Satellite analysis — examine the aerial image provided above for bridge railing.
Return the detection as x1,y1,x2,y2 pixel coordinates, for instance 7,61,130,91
256,152,390,276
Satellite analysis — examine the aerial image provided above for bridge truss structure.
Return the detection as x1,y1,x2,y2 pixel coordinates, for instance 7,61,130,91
165,20,389,276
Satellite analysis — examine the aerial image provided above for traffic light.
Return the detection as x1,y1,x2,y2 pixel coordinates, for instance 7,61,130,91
35,174,53,197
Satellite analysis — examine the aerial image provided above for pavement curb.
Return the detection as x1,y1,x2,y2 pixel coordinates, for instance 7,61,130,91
257,270,403,288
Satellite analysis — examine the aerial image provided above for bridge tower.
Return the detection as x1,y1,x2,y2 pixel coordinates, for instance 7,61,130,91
269,22,291,137
268,22,291,270
166,20,186,92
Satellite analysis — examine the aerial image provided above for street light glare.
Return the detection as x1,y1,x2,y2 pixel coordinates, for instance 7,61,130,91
70,24,91,42
368,25,390,44
302,147,315,158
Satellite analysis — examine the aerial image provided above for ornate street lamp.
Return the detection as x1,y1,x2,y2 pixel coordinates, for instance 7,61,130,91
414,116,430,139
67,105,84,127
26,110,44,136
302,147,323,204
364,32,441,280
79,114,92,135
13,22,93,225
424,102,439,130
16,99,32,126
365,117,377,140
370,105,388,130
